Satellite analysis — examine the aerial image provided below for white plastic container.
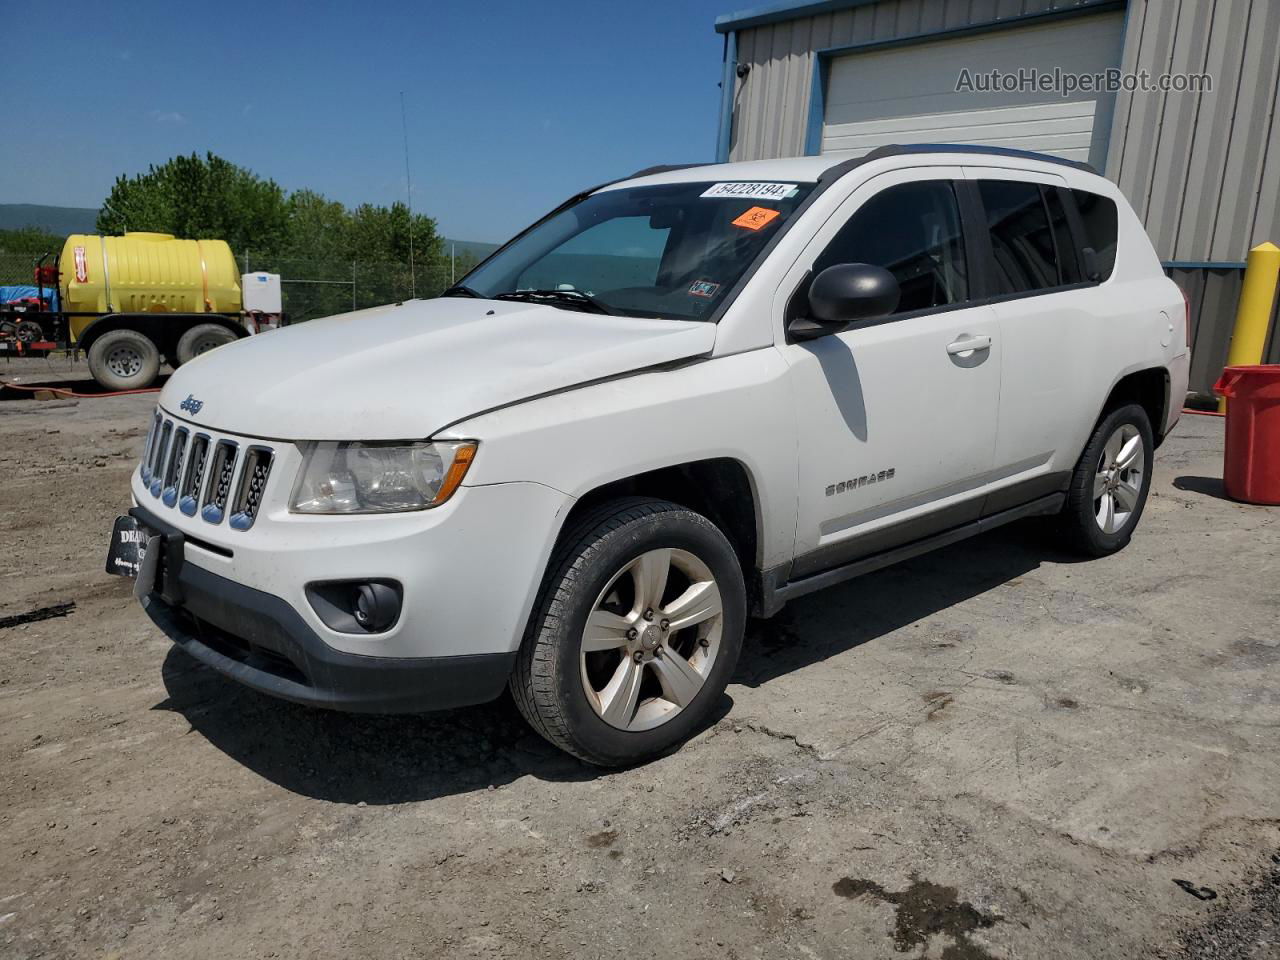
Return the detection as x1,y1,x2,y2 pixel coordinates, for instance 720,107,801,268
241,273,282,314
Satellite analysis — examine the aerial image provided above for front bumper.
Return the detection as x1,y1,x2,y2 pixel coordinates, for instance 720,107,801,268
139,515,516,713
130,407,573,660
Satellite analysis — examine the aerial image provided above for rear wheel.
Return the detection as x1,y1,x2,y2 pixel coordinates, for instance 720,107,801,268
87,328,161,391
511,497,746,767
176,323,237,365
1056,403,1154,556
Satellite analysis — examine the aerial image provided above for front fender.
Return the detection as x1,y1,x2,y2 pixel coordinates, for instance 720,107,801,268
443,348,799,569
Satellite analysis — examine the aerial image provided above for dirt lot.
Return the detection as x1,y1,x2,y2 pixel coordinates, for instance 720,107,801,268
2,357,1279,959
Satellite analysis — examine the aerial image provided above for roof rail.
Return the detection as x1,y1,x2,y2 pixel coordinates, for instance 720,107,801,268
624,162,713,179
861,143,1098,174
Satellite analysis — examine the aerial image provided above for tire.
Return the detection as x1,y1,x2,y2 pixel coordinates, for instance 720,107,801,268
176,323,237,365
87,328,161,391
511,497,747,767
1056,402,1154,556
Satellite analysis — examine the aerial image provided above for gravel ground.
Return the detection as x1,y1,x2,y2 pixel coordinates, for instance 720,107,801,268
2,359,1278,959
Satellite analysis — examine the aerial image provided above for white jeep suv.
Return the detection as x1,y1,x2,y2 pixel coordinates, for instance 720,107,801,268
110,145,1189,766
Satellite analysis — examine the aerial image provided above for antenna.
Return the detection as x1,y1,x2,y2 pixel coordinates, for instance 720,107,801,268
400,90,416,299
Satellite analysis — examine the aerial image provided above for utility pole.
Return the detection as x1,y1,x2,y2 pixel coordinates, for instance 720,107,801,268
400,91,416,300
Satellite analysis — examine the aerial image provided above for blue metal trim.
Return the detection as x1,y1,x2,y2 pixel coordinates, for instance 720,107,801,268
716,31,738,163
716,0,876,34
715,0,1122,33
799,1,1125,159
1163,261,1247,270
803,54,827,155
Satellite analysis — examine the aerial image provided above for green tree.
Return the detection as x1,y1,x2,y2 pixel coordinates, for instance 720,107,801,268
349,202,443,266
0,226,64,256
282,189,351,262
96,152,289,255
96,152,457,319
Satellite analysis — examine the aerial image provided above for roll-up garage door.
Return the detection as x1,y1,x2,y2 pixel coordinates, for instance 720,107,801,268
820,12,1125,167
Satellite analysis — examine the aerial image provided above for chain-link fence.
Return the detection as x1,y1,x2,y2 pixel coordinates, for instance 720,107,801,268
0,251,46,286
239,255,458,323
0,250,460,324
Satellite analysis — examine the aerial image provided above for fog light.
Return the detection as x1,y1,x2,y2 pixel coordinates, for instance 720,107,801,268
306,579,402,635
353,582,399,632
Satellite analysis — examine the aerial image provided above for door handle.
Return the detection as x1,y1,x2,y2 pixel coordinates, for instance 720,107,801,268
946,334,992,356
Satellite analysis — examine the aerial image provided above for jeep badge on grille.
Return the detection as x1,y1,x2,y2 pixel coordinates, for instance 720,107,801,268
180,394,204,415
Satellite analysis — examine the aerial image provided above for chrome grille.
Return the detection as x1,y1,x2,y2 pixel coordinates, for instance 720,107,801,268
140,413,161,484
149,420,172,496
161,428,188,507
201,440,238,524
136,406,272,531
180,434,210,516
230,448,273,530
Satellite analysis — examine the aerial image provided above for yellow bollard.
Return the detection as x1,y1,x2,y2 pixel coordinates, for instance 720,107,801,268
1220,241,1280,411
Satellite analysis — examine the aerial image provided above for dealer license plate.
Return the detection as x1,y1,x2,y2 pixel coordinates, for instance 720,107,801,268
105,515,162,599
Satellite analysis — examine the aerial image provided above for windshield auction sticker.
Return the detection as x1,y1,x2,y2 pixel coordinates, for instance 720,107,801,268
701,182,798,200
731,206,782,231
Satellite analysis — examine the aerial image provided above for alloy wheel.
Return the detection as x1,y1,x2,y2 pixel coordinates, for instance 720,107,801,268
580,548,724,732
1093,423,1144,534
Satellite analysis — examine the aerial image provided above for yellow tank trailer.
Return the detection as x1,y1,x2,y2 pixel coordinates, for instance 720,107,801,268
59,232,253,390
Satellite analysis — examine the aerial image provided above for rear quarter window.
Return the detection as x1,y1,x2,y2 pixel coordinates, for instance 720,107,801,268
1070,189,1119,282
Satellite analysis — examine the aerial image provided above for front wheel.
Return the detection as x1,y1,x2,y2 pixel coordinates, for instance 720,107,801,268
511,497,746,767
1056,402,1154,556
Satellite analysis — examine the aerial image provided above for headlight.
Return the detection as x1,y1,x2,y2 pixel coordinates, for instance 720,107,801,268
290,440,477,514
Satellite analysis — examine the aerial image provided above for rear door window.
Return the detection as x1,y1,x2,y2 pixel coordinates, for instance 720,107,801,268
977,180,1062,295
1070,188,1119,282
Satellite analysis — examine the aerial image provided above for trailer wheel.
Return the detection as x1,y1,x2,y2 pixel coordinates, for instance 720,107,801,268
176,323,237,365
88,329,161,391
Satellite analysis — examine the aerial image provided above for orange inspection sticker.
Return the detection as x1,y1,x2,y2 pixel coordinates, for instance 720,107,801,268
731,206,782,231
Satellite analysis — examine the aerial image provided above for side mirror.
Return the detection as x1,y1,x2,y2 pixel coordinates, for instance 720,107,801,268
810,262,900,324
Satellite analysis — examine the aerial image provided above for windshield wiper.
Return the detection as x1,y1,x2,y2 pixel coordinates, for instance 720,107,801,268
493,289,611,314
439,284,483,298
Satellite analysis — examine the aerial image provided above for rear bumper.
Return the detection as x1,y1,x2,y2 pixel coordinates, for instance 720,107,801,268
139,524,515,714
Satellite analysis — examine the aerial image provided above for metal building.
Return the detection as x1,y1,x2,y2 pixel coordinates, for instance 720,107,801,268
713,0,1280,394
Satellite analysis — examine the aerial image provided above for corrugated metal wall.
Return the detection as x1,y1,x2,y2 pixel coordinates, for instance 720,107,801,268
1172,266,1280,396
1106,0,1280,262
728,0,1112,163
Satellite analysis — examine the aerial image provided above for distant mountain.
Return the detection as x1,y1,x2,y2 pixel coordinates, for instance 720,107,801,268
0,203,97,235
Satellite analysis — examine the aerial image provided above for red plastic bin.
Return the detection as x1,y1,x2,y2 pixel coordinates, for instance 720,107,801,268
1213,364,1280,505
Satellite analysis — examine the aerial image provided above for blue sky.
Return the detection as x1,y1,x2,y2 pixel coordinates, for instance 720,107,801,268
1,0,736,242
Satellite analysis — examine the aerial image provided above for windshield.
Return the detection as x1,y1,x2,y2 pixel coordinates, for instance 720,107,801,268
453,180,816,320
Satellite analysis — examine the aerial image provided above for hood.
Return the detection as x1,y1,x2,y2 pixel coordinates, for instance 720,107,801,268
158,298,716,440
